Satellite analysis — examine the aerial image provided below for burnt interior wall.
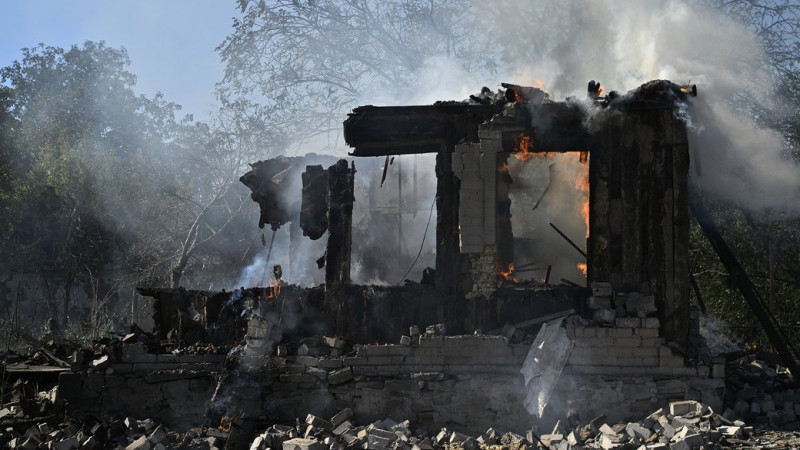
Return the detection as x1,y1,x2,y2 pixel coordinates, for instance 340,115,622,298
588,104,690,345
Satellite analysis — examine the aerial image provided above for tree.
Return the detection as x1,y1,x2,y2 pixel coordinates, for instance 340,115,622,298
216,0,480,155
0,42,262,336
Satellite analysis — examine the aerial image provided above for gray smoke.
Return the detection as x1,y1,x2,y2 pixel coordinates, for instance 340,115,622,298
398,0,799,214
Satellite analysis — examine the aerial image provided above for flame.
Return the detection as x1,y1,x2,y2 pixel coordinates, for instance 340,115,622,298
512,133,555,162
498,164,509,174
511,74,546,90
577,262,587,277
574,153,590,238
497,262,518,283
514,133,534,161
219,416,232,432
512,89,529,104
267,279,282,299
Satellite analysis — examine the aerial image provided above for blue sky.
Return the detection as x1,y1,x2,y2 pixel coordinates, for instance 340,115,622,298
0,0,240,121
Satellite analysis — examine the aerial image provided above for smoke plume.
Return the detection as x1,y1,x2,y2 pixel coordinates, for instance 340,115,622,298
396,0,799,215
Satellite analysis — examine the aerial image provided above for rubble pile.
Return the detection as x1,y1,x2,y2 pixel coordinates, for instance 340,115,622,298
0,411,231,449
723,354,797,427
247,400,764,450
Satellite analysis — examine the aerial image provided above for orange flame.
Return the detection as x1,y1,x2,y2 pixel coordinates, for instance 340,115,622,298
267,279,282,299
514,133,534,161
574,153,590,239
498,164,509,174
512,133,556,162
577,263,587,277
497,262,518,283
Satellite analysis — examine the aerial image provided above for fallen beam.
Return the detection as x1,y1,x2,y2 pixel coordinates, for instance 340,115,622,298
689,194,800,381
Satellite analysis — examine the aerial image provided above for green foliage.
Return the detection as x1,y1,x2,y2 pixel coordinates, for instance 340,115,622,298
0,42,260,334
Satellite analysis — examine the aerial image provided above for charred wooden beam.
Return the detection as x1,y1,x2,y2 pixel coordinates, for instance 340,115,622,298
690,194,800,380
325,160,356,336
240,155,338,231
343,103,500,157
300,165,329,240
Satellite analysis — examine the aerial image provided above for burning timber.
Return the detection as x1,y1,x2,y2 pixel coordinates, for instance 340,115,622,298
12,79,793,448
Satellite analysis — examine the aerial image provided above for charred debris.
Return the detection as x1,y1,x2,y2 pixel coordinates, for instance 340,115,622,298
8,79,798,449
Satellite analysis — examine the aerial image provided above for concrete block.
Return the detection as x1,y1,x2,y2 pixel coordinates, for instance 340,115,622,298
670,400,701,417
635,328,660,338
613,336,642,347
330,408,353,427
323,336,345,349
588,296,612,310
593,308,616,324
328,367,353,385
365,356,404,365
318,359,343,370
591,282,614,297
332,421,352,436
342,357,367,366
306,414,333,431
642,317,660,328
125,436,151,450
625,423,651,440
400,335,411,346
610,327,633,337
615,317,640,328
296,356,319,367
282,438,327,450
626,294,657,317
148,426,167,445
53,438,80,450
306,367,328,381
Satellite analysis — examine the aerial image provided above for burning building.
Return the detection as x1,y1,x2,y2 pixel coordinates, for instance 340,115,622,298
56,80,736,447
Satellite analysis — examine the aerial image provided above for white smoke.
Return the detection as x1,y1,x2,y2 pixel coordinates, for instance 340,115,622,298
393,0,799,215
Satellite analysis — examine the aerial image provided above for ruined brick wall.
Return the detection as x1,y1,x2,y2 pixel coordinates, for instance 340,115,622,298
57,353,225,428
222,328,720,435
58,323,722,434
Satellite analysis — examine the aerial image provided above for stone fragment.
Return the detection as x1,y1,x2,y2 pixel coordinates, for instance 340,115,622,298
332,421,352,436
449,431,468,444
125,436,151,450
282,438,327,450
330,408,353,427
615,317,640,328
598,424,616,436
588,296,612,310
323,336,345,349
642,317,660,328
327,367,353,385
593,309,616,325
625,423,651,440
91,355,110,368
81,436,100,450
626,294,657,317
306,414,333,431
148,426,167,445
400,335,411,346
591,282,614,297
669,400,701,417
409,325,420,337
53,438,79,450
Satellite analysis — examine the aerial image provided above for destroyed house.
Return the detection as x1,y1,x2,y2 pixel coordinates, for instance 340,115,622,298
60,81,730,443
